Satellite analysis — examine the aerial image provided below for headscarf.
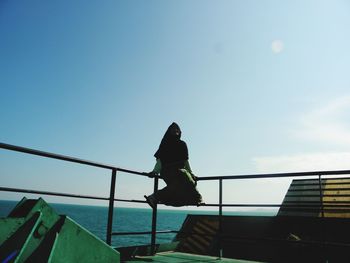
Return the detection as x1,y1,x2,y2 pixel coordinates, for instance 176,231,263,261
154,122,188,166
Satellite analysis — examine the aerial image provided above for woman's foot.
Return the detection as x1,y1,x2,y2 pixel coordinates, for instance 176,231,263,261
144,194,157,209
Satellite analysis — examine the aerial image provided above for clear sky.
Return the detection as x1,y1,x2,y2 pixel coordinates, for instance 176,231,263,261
1,0,350,210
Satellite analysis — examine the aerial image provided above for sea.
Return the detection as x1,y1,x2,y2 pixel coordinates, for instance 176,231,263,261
0,200,276,248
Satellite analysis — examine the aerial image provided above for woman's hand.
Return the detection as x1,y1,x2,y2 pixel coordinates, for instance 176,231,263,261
147,171,158,178
190,173,198,186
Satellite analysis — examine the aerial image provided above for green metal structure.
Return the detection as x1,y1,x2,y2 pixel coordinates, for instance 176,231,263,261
0,197,120,262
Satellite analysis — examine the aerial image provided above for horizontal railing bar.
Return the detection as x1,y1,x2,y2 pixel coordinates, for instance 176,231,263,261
285,209,350,212
0,187,151,204
117,168,150,176
220,204,350,208
0,142,148,176
199,203,280,207
292,184,350,187
281,205,350,208
0,143,115,169
279,209,350,213
286,194,350,197
292,177,350,182
112,230,175,236
288,188,350,191
3,142,350,181
114,198,147,203
198,170,350,181
0,186,109,201
285,200,350,204
282,207,350,209
176,203,350,208
3,186,350,209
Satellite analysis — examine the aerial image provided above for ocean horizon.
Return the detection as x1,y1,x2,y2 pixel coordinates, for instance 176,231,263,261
0,199,277,248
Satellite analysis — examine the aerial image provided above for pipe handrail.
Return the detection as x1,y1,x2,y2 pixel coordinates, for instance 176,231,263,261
0,186,110,201
0,142,147,176
0,186,155,204
3,142,350,181
3,186,350,209
198,169,350,181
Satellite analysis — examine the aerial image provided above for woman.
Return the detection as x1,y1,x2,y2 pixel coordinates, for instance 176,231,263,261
144,122,203,209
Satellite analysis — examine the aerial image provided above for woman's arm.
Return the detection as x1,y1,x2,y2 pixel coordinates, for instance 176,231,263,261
184,160,198,185
184,160,193,174
152,159,162,174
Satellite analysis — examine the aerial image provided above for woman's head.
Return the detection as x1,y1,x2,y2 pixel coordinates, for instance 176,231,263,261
168,122,181,138
160,122,182,143
154,122,187,160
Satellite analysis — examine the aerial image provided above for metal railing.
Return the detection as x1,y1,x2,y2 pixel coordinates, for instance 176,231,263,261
2,142,350,258
0,142,154,247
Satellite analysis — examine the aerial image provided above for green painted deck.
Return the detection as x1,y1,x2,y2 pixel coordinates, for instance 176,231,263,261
125,252,260,263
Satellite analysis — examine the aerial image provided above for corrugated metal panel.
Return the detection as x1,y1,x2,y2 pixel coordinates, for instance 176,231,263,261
278,177,350,217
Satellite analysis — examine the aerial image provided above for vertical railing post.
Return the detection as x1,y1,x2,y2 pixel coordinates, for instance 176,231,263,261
151,175,159,255
318,174,326,261
318,174,324,218
218,178,223,258
106,168,117,245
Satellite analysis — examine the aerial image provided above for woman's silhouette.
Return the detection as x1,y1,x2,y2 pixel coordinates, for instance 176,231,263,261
144,122,202,208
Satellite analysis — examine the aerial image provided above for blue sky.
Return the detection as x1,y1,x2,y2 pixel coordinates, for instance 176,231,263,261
1,0,350,210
